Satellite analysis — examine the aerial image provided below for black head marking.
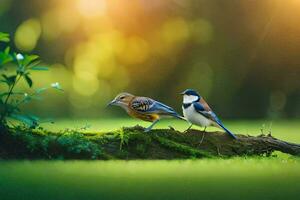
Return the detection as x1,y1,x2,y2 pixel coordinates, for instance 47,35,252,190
181,89,200,97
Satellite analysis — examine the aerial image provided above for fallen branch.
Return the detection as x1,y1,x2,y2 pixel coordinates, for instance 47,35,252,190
0,125,299,159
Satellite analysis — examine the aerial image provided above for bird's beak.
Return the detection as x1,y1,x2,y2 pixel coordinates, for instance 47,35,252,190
107,99,117,107
179,91,185,95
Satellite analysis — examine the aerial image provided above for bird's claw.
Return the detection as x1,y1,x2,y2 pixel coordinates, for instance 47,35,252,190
183,124,193,133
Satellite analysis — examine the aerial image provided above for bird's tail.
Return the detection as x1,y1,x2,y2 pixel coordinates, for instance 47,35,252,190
170,112,186,121
216,122,237,139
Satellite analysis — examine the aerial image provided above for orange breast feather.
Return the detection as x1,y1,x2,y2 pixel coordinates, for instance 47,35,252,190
127,108,159,122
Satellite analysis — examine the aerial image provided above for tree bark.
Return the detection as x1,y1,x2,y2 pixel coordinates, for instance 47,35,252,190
114,126,300,158
1,126,299,159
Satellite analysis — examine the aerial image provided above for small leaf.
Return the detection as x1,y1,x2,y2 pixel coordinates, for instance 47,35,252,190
24,74,33,87
4,46,10,54
8,75,16,83
0,79,7,84
26,60,41,68
22,54,39,67
0,52,13,65
0,32,10,43
9,113,39,128
27,114,40,121
0,92,24,98
27,54,39,61
30,66,49,71
2,74,16,86
35,87,48,94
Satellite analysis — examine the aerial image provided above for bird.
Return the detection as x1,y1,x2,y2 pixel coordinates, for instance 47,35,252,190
108,92,185,132
180,89,237,139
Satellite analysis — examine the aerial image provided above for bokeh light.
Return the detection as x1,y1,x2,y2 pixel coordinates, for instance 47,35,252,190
118,36,150,64
190,19,213,44
1,0,299,118
14,18,41,51
77,0,107,18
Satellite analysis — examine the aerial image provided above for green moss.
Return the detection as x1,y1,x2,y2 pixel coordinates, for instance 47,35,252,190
152,135,213,158
0,127,104,159
1,125,298,160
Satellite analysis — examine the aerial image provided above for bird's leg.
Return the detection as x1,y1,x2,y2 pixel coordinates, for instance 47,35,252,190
198,127,207,146
184,123,193,133
144,119,160,132
198,131,206,147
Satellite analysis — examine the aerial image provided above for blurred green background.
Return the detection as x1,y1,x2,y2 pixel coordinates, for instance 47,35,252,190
0,0,300,119
1,158,300,200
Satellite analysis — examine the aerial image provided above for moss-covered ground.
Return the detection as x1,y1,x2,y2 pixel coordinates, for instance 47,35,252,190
0,119,300,200
2,118,299,159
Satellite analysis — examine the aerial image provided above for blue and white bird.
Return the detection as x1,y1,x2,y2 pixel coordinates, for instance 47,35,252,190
181,89,237,139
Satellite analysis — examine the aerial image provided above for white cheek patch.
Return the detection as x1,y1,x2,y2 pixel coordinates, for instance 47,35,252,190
183,95,198,104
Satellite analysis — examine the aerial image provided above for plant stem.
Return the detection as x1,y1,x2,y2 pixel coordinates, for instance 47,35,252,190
0,74,22,123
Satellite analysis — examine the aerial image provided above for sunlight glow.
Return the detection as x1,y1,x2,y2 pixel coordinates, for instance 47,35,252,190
118,36,150,65
14,18,41,51
162,18,190,45
77,0,107,18
72,74,99,96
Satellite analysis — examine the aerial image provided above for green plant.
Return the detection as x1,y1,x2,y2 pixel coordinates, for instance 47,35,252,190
0,32,62,129
115,128,129,150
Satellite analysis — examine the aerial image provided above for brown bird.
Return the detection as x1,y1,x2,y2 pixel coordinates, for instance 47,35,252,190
108,92,184,132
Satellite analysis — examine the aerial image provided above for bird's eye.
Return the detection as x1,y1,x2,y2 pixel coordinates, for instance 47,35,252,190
120,96,125,100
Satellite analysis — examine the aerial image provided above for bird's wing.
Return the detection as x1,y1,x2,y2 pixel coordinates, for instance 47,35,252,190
130,97,154,112
199,98,212,111
131,97,182,118
193,102,219,122
193,102,237,139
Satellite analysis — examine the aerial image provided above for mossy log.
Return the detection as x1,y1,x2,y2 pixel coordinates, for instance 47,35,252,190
0,125,300,159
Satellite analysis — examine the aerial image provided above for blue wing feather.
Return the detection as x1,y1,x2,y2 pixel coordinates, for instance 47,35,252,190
193,102,205,112
193,102,237,139
149,101,183,119
132,97,183,119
